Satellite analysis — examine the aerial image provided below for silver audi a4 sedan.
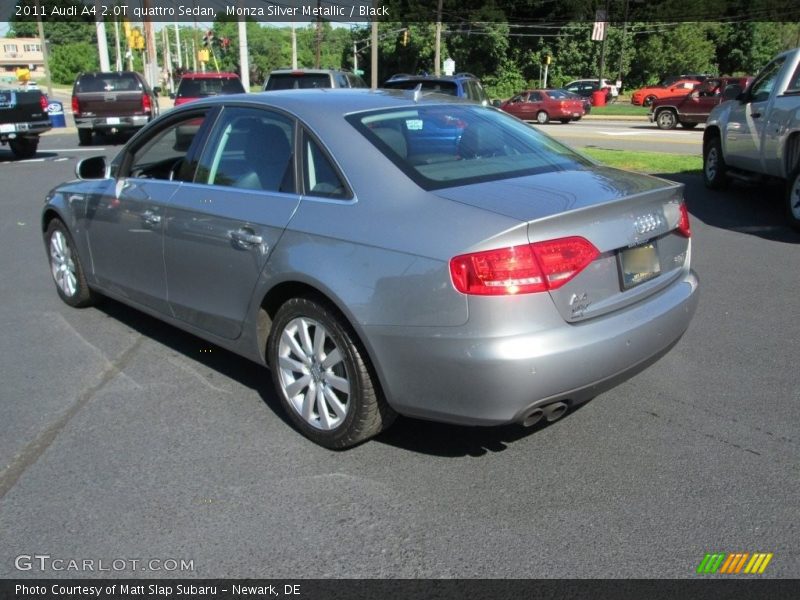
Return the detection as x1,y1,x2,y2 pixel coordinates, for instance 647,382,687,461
42,90,698,448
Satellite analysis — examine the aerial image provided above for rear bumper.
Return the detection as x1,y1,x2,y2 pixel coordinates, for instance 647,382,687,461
0,119,51,141
75,115,149,130
364,269,699,426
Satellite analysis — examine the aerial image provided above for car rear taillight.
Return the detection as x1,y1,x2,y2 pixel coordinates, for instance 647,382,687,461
71,95,80,116
142,93,152,113
677,202,691,237
450,237,599,296
40,94,48,111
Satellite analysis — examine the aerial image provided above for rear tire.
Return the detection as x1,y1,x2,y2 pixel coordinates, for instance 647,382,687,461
267,297,396,449
45,219,96,308
703,136,728,190
9,137,38,159
536,111,550,124
786,167,800,231
78,129,92,146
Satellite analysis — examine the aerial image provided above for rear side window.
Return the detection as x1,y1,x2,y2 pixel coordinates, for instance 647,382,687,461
302,132,349,199
265,74,331,90
76,73,141,93
177,77,244,98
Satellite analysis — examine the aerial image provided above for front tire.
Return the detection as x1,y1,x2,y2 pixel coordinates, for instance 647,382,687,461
536,111,550,124
786,167,800,231
703,136,728,190
45,219,96,308
655,109,677,130
9,137,38,159
267,297,395,449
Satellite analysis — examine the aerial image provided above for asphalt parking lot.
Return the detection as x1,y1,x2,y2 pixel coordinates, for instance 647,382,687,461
0,130,798,579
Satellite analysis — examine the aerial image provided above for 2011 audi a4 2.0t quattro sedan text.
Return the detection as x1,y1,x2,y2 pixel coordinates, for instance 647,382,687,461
42,89,699,448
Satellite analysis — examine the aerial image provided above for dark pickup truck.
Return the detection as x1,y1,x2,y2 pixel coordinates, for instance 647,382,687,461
72,71,159,145
0,87,51,159
648,76,753,130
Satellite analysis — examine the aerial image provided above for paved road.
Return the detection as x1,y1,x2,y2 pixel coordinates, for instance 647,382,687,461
540,119,703,155
0,132,798,579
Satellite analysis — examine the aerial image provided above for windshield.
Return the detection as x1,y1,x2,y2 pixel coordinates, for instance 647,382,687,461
348,105,592,190
176,77,244,98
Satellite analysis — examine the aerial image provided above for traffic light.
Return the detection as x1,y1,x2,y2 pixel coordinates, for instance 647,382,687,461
202,30,216,48
542,54,552,65
402,29,409,46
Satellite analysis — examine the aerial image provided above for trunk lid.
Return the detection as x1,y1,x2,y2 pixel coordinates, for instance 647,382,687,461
435,167,691,322
0,89,48,123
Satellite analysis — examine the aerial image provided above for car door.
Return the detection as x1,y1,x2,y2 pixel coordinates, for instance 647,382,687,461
85,108,212,313
725,56,785,172
164,105,301,340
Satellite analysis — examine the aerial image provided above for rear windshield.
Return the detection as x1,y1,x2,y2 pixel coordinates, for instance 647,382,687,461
177,77,245,98
265,73,331,90
383,80,459,96
76,73,142,93
348,105,591,190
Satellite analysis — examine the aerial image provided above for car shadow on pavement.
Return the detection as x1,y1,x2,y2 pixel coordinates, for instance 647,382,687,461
0,150,59,163
662,172,800,244
94,298,594,456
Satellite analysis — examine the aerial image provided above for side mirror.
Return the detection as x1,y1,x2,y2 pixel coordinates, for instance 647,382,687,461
75,156,107,180
491,99,501,107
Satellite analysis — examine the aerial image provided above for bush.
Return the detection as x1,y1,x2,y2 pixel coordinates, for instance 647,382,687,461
49,42,98,85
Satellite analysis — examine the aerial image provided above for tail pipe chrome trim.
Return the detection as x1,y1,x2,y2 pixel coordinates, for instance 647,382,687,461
521,401,569,427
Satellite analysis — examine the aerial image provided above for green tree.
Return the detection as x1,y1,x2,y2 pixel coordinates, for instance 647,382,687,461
49,42,98,84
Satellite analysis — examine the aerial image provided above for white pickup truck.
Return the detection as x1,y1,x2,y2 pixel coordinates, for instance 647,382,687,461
703,47,800,230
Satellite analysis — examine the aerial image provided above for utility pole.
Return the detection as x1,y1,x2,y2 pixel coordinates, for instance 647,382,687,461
174,23,182,69
370,19,378,88
291,23,298,70
34,0,52,98
434,0,442,75
597,1,609,89
237,14,250,90
141,0,159,88
113,20,122,71
353,41,357,73
315,0,322,69
162,26,173,93
95,0,110,71
617,0,629,89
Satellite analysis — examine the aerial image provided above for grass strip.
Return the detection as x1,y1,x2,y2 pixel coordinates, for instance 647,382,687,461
581,147,702,175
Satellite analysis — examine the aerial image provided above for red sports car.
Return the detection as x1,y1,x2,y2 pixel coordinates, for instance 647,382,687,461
630,79,701,106
500,89,585,124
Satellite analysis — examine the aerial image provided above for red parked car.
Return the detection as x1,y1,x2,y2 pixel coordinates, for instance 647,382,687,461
630,79,702,106
172,72,245,106
648,76,753,129
500,89,585,124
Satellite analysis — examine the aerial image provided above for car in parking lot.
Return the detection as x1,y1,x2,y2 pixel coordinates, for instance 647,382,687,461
563,79,619,103
382,73,489,104
71,71,160,145
42,89,698,448
648,76,753,129
631,79,702,106
499,89,585,123
263,68,366,90
172,72,245,106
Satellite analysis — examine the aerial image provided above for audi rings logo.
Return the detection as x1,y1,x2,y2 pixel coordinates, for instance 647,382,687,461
634,212,666,236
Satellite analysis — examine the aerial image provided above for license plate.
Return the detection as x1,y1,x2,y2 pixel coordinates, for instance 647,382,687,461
0,123,15,133
619,243,661,289
106,117,120,125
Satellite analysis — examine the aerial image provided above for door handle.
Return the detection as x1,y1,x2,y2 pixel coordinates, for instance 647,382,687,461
230,228,263,247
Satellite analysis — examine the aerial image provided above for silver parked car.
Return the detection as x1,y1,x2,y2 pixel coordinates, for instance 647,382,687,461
42,90,698,448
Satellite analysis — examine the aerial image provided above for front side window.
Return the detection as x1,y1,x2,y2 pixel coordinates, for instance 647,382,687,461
196,106,295,193
749,57,786,103
349,105,592,190
123,112,209,181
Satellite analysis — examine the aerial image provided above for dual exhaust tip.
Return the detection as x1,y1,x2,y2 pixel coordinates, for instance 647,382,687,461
521,401,569,427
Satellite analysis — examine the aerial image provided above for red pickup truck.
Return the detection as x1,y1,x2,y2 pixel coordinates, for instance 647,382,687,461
648,76,753,130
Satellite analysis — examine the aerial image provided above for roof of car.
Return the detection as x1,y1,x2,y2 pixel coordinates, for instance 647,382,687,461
173,88,473,123
385,74,478,82
180,72,240,79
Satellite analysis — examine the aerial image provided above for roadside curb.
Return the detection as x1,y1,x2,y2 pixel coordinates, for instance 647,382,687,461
583,114,648,121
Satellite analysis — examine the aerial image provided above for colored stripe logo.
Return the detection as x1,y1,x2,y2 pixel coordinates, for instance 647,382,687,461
697,552,773,574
